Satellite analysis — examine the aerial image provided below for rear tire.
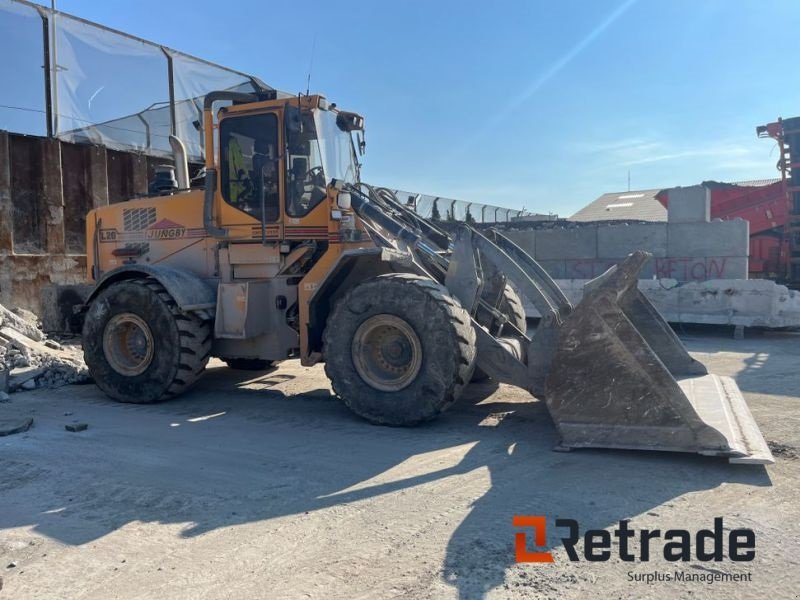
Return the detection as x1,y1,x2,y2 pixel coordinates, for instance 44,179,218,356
324,273,476,425
224,358,274,371
472,285,527,382
82,278,212,403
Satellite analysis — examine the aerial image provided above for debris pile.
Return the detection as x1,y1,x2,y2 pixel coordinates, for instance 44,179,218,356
0,303,88,394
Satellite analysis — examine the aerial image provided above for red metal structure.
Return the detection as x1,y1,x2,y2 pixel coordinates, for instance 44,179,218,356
705,180,788,279
756,117,800,285
657,116,800,285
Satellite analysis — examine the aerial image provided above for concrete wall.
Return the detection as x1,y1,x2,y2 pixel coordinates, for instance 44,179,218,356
522,278,800,328
0,131,170,316
504,219,749,282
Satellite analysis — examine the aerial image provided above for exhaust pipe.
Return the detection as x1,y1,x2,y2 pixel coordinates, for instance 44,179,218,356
169,135,190,190
203,168,226,237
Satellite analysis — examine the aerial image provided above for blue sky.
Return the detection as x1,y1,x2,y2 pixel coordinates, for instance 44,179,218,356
29,0,800,215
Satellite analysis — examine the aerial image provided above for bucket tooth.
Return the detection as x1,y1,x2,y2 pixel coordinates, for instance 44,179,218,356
544,252,773,464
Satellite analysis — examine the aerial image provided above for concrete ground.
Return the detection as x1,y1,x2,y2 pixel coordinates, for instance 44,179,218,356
1,328,799,599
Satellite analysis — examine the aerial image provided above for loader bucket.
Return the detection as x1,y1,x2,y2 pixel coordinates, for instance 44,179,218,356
544,252,773,464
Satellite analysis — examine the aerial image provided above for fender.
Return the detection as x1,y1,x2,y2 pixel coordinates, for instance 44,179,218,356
86,265,216,319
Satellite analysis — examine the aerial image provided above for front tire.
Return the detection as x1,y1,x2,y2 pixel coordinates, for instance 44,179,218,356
324,273,476,425
82,278,212,403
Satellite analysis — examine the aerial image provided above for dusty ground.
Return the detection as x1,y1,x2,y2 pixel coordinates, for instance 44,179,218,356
1,327,799,599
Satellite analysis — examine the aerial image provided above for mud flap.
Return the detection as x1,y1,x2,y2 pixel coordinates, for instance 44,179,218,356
544,252,773,464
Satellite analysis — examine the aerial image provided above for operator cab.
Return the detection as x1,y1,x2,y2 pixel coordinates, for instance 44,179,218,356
216,95,364,227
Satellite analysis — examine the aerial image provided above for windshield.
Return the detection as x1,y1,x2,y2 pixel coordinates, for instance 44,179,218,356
313,108,360,185
285,106,361,217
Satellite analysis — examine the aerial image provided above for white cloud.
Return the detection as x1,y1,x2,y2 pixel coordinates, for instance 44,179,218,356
573,135,770,172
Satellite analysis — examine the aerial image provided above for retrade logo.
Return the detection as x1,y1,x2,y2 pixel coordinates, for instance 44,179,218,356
513,516,755,563
512,516,554,563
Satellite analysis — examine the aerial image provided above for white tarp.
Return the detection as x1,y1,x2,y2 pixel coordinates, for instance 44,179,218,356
0,0,48,136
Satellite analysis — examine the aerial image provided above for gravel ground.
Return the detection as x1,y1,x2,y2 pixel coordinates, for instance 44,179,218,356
0,328,798,599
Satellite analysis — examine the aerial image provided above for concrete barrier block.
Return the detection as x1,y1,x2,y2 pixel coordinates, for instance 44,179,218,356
728,285,776,325
675,283,733,324
524,279,800,328
707,256,748,279
597,223,667,258
504,230,535,256
535,226,597,260
521,279,583,316
536,260,566,279
667,220,749,258
667,185,710,223
650,256,746,281
563,257,655,280
638,280,681,318
564,260,597,279
653,257,707,281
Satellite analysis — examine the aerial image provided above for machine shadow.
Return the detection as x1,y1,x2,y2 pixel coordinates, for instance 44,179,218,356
0,367,771,599
439,389,771,598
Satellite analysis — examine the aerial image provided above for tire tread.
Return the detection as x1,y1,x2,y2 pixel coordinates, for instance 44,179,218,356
324,273,476,425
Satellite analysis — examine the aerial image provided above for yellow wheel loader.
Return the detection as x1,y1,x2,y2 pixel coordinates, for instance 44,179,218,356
81,86,773,464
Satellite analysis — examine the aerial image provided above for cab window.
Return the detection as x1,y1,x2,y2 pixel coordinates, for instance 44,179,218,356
220,113,280,222
285,106,327,217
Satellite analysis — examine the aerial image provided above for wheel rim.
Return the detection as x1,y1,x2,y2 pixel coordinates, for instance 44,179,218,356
103,313,155,376
351,314,423,392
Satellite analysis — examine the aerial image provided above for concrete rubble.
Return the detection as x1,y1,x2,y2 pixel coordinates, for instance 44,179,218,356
0,303,88,394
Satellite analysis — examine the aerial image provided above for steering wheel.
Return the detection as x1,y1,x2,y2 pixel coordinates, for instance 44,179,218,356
289,165,326,214
300,165,327,206
302,166,326,191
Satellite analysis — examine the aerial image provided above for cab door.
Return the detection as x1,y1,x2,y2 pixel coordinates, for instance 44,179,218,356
216,110,284,239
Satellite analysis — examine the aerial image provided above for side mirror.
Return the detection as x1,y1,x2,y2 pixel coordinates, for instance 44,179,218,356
336,111,365,132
